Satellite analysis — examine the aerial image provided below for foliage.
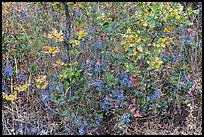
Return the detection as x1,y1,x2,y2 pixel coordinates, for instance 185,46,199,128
2,2,202,135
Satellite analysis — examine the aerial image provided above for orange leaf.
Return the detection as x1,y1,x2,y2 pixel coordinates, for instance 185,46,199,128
165,2,169,6
44,46,52,52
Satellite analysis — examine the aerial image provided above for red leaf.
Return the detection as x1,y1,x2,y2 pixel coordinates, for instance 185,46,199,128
134,110,142,118
132,76,139,86
129,76,139,86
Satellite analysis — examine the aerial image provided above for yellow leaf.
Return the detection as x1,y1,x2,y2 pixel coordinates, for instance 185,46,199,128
136,38,141,43
69,39,74,44
96,16,101,20
52,52,57,57
124,44,130,52
145,48,150,55
55,59,60,64
101,13,105,21
71,61,78,66
3,93,9,99
125,47,129,52
133,51,138,56
15,85,26,93
160,38,165,43
14,87,20,91
76,40,80,45
161,43,166,48
42,81,48,89
126,27,131,34
137,46,143,52
173,9,178,13
143,21,148,27
22,84,29,90
41,75,47,81
56,4,62,10
164,28,168,33
155,57,163,65
175,14,180,19
155,64,160,69
138,56,142,59
3,91,17,102
13,91,17,98
37,84,41,89
76,2,83,8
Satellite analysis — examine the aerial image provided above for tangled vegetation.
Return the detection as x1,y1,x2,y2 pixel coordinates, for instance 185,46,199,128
2,2,202,135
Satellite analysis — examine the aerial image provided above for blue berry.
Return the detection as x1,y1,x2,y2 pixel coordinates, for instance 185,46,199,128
18,71,25,81
95,79,103,92
149,89,161,101
2,85,9,94
120,72,128,85
105,85,110,93
5,65,13,77
20,11,28,20
101,61,107,71
78,127,85,135
91,27,96,34
57,52,61,57
53,76,58,81
121,113,130,126
80,41,85,46
47,83,52,91
117,90,125,103
42,90,50,104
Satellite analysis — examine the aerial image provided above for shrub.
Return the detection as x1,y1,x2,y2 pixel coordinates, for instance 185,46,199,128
2,2,202,135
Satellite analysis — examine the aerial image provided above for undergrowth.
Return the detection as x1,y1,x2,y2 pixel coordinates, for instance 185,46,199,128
2,2,202,135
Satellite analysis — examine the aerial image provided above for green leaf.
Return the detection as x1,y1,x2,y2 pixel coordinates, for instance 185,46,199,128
89,122,97,127
134,90,139,97
72,78,76,84
96,113,103,119
117,121,125,131
64,81,70,90
57,98,65,105
62,111,70,116
59,7,64,13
